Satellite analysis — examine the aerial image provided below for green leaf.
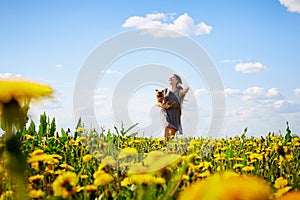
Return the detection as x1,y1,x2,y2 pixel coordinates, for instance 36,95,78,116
49,117,56,137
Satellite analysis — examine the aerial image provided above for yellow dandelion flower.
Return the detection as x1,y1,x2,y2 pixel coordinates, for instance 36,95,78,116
118,147,138,159
178,171,272,200
249,153,263,161
59,163,75,171
154,177,166,185
51,154,63,160
0,78,53,104
31,162,39,171
182,174,190,181
31,149,44,156
93,172,114,186
69,139,81,146
121,177,132,187
45,169,55,175
277,191,300,200
130,174,154,184
235,157,244,161
54,169,64,175
82,154,93,162
93,169,104,178
199,161,212,170
27,153,53,163
233,163,244,169
130,173,165,185
24,134,34,140
85,184,98,192
28,189,44,199
76,186,85,192
197,170,210,178
52,171,78,198
241,166,255,172
0,78,53,132
46,158,59,165
28,174,44,182
274,177,288,189
75,126,85,132
285,154,293,162
274,187,292,198
80,175,89,179
214,153,226,161
97,163,107,171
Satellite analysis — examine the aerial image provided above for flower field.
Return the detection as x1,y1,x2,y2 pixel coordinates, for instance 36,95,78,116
0,113,299,200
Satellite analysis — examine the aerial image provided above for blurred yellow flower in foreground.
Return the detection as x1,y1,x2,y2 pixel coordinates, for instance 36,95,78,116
0,78,53,132
0,78,53,104
178,171,273,200
277,191,300,200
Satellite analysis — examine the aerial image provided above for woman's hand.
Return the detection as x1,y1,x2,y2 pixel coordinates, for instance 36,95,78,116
179,83,189,97
161,101,175,109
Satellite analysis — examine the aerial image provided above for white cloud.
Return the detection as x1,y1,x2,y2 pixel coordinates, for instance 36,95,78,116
0,73,21,79
279,0,300,13
273,99,300,113
223,87,281,101
219,59,242,63
224,88,241,96
225,86,281,102
243,86,264,96
266,88,280,98
122,12,212,37
41,98,64,110
235,62,268,73
101,69,121,75
295,88,300,96
194,88,208,97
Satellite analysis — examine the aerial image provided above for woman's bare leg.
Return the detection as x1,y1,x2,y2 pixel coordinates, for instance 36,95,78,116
164,127,176,138
169,128,176,137
164,127,170,138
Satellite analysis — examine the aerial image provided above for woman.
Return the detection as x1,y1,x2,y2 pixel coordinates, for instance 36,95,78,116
160,74,189,138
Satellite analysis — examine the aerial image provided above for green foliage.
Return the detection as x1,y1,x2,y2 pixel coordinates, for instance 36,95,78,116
285,121,292,144
38,112,47,137
49,117,56,137
114,122,139,137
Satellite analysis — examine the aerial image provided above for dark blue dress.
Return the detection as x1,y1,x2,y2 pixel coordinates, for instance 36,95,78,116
160,88,183,135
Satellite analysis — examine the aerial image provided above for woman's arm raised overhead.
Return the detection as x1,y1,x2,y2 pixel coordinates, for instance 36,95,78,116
178,83,189,97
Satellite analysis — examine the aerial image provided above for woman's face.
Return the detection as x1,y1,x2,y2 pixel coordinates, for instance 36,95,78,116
169,75,178,85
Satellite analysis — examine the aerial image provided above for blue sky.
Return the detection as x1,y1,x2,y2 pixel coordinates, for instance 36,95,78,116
1,0,300,138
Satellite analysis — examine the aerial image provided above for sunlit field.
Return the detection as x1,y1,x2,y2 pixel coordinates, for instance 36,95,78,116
0,78,299,200
0,112,299,200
